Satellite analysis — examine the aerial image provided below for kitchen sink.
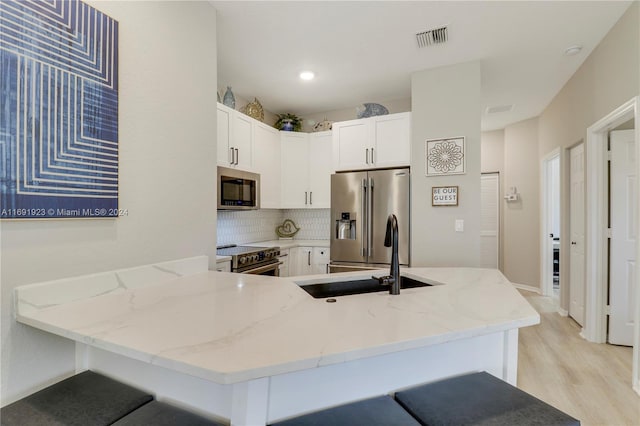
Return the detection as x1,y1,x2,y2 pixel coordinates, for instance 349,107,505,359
299,276,438,299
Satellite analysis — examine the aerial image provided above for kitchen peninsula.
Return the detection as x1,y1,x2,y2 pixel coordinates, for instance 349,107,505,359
14,261,539,425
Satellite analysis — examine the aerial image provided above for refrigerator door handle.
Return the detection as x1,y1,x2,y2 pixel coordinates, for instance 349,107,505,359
362,178,368,257
368,177,373,257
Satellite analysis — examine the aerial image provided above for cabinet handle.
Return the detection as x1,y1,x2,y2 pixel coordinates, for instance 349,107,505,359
308,251,311,266
365,148,369,164
230,147,234,164
305,191,308,205
371,147,374,164
234,148,239,165
310,191,313,205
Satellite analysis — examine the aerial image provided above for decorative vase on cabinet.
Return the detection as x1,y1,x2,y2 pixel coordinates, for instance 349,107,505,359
223,86,236,109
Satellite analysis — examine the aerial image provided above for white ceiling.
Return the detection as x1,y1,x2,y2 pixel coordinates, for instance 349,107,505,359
213,1,632,131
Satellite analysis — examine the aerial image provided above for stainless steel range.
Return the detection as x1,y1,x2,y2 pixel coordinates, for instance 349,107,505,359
216,245,281,275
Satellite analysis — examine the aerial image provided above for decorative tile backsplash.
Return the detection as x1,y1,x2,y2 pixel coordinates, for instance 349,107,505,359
282,209,331,240
217,209,330,246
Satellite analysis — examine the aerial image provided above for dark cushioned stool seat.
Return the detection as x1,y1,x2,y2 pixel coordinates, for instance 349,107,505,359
112,401,226,426
394,371,580,426
268,395,421,426
0,370,153,426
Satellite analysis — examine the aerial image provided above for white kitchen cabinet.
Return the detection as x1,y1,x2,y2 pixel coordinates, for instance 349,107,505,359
333,112,411,171
281,131,332,208
217,103,232,167
253,121,281,208
290,246,314,276
215,258,231,272
289,246,330,276
312,247,330,274
216,103,253,170
307,132,333,208
278,249,290,277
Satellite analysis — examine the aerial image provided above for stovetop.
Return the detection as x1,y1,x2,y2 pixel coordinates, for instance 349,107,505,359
216,245,267,256
216,244,281,270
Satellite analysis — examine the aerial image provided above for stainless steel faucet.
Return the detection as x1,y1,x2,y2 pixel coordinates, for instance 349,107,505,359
373,214,400,295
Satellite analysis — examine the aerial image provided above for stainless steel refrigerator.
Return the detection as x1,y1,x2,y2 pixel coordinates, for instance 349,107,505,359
329,168,410,273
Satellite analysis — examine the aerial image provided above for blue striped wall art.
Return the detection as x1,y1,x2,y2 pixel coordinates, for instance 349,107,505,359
0,0,119,219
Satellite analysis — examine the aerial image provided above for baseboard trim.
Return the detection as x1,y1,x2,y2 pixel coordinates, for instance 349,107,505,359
511,283,541,294
557,308,569,317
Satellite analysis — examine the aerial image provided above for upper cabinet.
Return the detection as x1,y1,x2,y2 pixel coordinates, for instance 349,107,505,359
217,103,253,170
253,121,281,209
281,131,332,209
332,112,411,171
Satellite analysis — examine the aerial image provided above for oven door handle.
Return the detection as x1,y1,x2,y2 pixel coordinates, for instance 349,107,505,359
242,262,283,275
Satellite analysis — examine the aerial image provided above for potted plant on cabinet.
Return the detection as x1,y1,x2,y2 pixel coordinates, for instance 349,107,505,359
274,113,303,132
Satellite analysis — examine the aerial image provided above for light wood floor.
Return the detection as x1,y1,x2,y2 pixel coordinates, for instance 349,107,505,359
517,291,640,426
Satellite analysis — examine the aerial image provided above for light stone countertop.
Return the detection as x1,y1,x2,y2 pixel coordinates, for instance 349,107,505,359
15,267,539,385
246,239,329,249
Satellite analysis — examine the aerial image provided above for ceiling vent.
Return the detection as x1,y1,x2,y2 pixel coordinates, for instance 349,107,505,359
416,26,448,48
486,104,514,114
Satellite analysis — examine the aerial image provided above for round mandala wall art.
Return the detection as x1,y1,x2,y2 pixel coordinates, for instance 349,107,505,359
425,137,466,176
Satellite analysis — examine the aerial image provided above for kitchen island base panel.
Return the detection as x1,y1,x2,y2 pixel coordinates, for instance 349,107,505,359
81,329,518,425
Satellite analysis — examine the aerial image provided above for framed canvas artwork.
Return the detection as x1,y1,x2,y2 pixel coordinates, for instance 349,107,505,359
0,0,119,219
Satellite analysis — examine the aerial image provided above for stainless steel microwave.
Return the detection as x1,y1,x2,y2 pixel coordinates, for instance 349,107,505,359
217,166,260,210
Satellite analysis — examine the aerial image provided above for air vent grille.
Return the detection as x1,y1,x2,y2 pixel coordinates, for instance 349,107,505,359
416,26,448,48
486,105,514,114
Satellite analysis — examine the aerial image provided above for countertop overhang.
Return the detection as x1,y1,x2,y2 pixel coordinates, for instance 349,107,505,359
15,267,539,385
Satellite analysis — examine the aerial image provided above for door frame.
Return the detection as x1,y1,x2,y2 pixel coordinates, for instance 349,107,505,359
584,96,639,395
540,148,561,298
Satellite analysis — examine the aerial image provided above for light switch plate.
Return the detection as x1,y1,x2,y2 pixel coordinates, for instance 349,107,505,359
455,219,464,232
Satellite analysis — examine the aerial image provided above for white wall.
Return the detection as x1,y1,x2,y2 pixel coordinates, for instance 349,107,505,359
538,2,639,308
481,130,505,271
302,98,411,132
0,0,218,404
503,118,540,288
411,62,481,267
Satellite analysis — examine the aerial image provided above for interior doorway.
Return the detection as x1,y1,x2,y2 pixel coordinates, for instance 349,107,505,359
569,142,586,327
584,96,639,396
541,150,561,300
608,127,636,347
480,173,499,269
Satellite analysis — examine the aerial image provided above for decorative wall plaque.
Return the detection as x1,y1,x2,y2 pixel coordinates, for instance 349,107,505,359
432,186,458,206
425,137,465,176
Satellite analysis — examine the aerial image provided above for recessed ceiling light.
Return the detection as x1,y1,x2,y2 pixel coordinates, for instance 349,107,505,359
564,45,582,56
299,71,315,81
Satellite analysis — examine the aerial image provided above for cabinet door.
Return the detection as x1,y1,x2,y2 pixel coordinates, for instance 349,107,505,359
217,104,232,166
216,260,231,272
278,249,290,277
253,122,281,208
372,112,411,168
333,119,368,171
281,132,310,208
297,247,314,275
312,247,330,274
232,112,253,170
308,131,333,208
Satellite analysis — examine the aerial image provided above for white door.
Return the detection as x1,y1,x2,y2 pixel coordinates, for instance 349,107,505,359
609,129,637,346
569,143,586,326
480,173,499,268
